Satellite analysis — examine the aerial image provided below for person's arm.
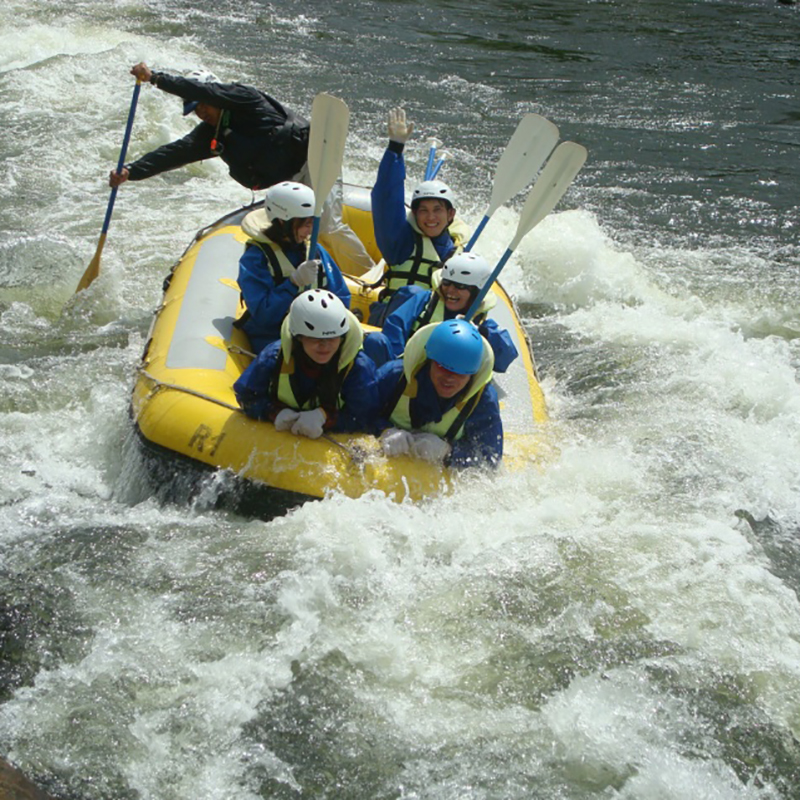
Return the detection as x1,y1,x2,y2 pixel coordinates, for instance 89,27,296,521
477,318,519,373
331,353,380,433
377,287,428,361
370,146,416,265
447,384,503,469
151,71,270,114
124,125,215,181
233,342,282,420
238,244,300,335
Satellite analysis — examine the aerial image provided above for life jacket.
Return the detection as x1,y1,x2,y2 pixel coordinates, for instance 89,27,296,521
233,228,326,331
408,269,496,336
270,309,363,411
379,212,466,303
385,323,494,441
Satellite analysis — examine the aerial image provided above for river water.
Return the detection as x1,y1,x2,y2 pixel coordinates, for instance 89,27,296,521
2,0,800,797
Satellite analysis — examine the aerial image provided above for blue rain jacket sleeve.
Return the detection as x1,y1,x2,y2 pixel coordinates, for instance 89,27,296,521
370,146,457,267
371,148,416,266
362,286,430,367
374,360,503,468
238,243,350,355
233,343,379,434
477,317,518,374
233,341,282,421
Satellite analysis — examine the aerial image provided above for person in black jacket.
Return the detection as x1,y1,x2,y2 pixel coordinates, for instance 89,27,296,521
110,63,308,191
109,62,374,273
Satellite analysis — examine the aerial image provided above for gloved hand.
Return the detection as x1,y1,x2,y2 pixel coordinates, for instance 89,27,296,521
380,428,414,457
291,408,327,439
387,107,414,144
411,433,451,463
291,259,320,288
274,408,301,432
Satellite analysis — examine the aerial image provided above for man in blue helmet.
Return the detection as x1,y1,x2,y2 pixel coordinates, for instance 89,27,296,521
374,319,503,469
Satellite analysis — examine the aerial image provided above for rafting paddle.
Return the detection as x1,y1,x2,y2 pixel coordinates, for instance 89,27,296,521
424,137,443,180
75,79,142,294
464,113,560,252
306,93,350,259
464,140,588,322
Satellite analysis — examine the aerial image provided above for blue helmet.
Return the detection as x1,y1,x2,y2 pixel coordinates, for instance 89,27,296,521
424,319,484,375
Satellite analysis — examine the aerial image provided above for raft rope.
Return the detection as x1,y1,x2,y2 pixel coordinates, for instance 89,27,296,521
137,367,368,468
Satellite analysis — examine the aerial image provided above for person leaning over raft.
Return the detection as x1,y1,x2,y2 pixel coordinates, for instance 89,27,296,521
234,290,378,439
236,181,351,355
375,319,503,469
368,107,467,325
363,251,518,372
108,62,374,273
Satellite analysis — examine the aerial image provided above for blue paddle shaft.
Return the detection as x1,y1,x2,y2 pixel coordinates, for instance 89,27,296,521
465,216,489,252
465,248,512,321
101,80,141,236
424,143,437,181
308,217,322,260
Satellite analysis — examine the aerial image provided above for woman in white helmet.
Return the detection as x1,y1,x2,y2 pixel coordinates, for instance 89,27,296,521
363,251,518,372
235,181,351,355
368,107,468,325
233,290,379,439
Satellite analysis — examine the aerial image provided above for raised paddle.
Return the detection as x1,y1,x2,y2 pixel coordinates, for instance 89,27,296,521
424,137,443,181
464,140,588,321
306,93,350,260
75,79,142,293
464,113,560,252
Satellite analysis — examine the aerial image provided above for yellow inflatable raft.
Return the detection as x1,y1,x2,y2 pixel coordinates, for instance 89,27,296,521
131,185,547,516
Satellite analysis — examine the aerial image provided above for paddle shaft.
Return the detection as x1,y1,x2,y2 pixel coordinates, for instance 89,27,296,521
75,80,141,293
465,141,587,321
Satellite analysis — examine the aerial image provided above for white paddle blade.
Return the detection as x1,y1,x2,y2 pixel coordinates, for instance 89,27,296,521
307,93,350,215
487,113,560,215
509,141,587,251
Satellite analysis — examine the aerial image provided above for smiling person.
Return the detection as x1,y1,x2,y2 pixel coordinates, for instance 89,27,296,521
362,251,518,372
375,319,502,469
233,290,378,439
368,107,468,325
235,181,350,355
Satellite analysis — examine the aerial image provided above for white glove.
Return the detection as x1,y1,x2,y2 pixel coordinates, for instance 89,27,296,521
411,433,451,463
380,428,414,457
387,107,414,144
274,408,301,431
291,259,320,287
291,408,327,439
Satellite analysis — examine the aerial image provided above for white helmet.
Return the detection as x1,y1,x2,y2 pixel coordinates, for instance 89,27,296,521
264,181,316,222
289,290,350,338
185,68,220,83
182,70,220,115
411,180,456,209
440,252,493,290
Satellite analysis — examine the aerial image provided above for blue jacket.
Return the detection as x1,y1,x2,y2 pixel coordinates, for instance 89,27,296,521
370,143,457,268
363,285,519,372
375,359,503,469
234,340,378,433
238,241,351,355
